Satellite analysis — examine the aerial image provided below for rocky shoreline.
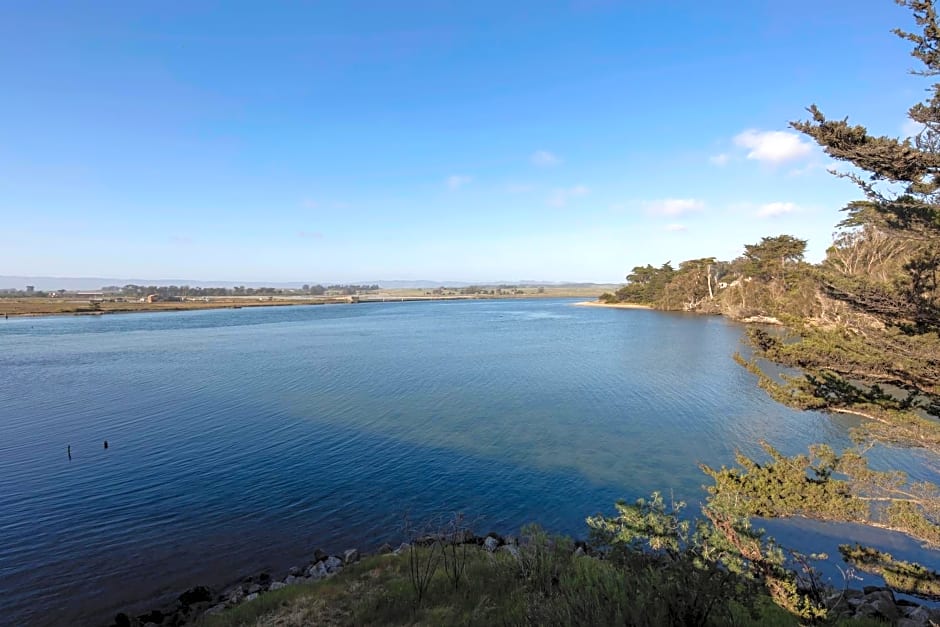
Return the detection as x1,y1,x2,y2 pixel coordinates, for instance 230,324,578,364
108,532,517,627
109,531,940,627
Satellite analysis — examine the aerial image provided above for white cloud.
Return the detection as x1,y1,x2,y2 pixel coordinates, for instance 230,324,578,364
664,224,688,232
298,230,324,239
902,119,925,138
734,129,813,163
756,201,799,218
709,153,730,166
446,175,472,190
548,185,589,207
644,198,705,216
302,198,319,209
531,150,561,167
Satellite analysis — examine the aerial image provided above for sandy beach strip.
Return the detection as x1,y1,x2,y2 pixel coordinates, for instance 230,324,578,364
573,301,652,309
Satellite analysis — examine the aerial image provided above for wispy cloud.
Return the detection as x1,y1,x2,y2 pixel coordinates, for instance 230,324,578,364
301,198,319,209
531,150,561,167
548,185,589,207
709,153,730,166
298,230,325,239
644,198,705,216
169,235,193,245
446,175,472,190
734,129,813,163
756,201,799,218
664,223,688,232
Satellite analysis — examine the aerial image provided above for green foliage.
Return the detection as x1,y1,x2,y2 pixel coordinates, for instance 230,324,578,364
614,262,676,304
838,543,940,600
702,443,866,522
741,235,808,288
766,0,940,444
702,441,940,549
586,492,842,623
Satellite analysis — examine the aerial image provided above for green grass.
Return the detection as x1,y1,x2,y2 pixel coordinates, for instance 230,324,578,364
195,547,892,627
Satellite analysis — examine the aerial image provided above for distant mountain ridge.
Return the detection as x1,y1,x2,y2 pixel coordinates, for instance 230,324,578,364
0,275,613,291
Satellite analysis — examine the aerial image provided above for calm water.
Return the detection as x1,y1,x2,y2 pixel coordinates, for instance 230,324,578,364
1,298,937,625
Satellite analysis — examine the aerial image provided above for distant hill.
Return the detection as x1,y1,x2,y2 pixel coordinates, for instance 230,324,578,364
0,276,616,291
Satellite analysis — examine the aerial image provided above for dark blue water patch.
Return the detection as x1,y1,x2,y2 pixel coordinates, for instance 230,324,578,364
0,410,640,625
1,298,937,625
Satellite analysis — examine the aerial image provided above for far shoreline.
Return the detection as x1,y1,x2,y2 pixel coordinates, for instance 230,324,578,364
1,293,612,320
573,300,651,310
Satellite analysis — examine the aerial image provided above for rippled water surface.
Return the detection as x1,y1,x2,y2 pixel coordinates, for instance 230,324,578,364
1,299,937,624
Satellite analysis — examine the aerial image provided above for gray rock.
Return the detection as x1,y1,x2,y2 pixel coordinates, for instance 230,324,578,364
503,535,518,546
864,589,899,621
288,566,302,577
313,548,328,563
904,605,931,626
870,596,900,621
854,602,880,619
344,548,360,565
269,581,286,591
308,562,328,579
573,546,586,558
499,544,521,560
244,592,259,602
178,585,213,606
898,619,928,627
825,592,854,618
284,575,299,585
378,542,393,554
205,603,227,616
448,530,475,544
324,555,344,573
225,587,244,604
415,534,440,546
484,536,499,552
393,542,411,555
864,589,895,604
246,583,261,595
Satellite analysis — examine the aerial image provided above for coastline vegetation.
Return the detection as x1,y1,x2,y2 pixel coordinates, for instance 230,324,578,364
197,498,893,627
596,0,940,618
189,478,934,625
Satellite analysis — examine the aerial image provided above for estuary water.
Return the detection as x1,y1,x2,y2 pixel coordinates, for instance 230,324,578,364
1,298,937,624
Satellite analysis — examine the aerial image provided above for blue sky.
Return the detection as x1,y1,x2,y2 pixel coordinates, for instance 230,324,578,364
0,1,926,283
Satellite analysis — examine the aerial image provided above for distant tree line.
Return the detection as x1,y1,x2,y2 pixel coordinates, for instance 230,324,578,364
94,284,382,298
602,233,812,318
